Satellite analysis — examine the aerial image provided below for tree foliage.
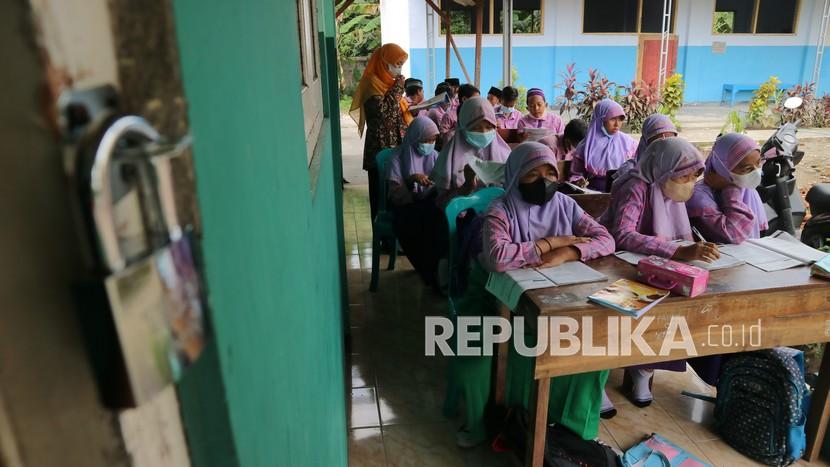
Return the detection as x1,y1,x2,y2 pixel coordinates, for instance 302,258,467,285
337,1,381,59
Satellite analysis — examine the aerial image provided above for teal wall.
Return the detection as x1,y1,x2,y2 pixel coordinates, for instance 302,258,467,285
172,1,348,466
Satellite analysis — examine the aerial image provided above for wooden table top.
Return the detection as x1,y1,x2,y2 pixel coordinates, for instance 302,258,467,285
510,256,830,378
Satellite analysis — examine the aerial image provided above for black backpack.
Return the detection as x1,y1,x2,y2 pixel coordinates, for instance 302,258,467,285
494,406,620,467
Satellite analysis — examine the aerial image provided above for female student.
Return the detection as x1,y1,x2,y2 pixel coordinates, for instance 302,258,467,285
495,86,522,130
430,97,511,208
614,113,678,181
538,118,588,162
451,142,616,447
601,137,719,410
569,99,638,192
386,116,444,286
687,133,767,244
517,88,564,134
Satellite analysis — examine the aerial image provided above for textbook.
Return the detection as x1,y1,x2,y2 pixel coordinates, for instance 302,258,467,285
588,279,670,319
408,92,450,112
486,261,607,310
811,254,830,280
614,246,744,271
464,154,505,185
523,127,554,142
718,230,828,272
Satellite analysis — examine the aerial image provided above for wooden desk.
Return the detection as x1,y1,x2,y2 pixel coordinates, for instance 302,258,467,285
493,256,830,467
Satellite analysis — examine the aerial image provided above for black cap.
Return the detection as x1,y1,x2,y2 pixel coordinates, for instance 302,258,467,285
404,78,423,89
488,86,503,99
446,78,460,86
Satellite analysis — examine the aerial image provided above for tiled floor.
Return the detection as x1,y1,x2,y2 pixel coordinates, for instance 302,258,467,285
341,159,830,467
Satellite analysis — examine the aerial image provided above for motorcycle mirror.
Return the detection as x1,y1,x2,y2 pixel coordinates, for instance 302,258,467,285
784,96,803,109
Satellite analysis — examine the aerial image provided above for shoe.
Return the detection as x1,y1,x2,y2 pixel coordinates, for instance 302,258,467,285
623,369,654,407
600,389,617,419
455,428,483,449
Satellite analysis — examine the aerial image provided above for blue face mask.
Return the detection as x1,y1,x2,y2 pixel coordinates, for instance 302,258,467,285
416,142,435,156
464,129,496,149
501,106,515,115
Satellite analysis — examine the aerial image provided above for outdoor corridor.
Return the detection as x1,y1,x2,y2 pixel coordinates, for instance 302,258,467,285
341,180,830,467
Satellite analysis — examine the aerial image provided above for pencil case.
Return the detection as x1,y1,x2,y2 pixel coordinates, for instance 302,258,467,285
637,256,709,297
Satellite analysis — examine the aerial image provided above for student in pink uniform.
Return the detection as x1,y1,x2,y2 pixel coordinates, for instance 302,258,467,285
517,88,564,135
539,119,588,162
486,86,502,108
600,137,720,414
439,84,480,146
495,86,522,130
569,99,637,192
687,133,767,244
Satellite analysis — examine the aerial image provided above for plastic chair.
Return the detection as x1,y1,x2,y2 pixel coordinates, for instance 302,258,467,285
441,186,505,418
443,186,505,317
369,148,398,292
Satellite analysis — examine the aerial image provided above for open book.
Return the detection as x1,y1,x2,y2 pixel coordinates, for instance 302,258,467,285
523,127,554,142
718,231,827,272
614,244,745,271
465,154,505,185
408,92,450,112
588,279,670,319
486,261,607,310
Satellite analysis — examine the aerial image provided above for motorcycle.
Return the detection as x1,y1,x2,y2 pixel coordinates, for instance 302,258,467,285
756,97,806,237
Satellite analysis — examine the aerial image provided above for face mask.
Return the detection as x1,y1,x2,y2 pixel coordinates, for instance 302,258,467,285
662,178,695,202
501,106,515,115
415,142,435,156
731,168,762,189
387,64,402,76
463,129,496,149
518,178,558,206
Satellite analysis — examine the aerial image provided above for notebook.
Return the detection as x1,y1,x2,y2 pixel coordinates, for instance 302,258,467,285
588,279,670,319
614,246,745,271
486,261,607,310
464,154,505,186
718,231,827,272
408,92,449,112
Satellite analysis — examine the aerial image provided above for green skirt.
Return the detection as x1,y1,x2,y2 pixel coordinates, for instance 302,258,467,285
447,262,608,444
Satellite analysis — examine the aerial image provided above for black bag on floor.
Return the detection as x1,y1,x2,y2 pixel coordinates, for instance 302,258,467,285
493,405,620,467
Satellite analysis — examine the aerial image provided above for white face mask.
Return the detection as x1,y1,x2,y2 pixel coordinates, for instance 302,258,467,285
731,168,762,189
387,64,402,76
662,179,695,202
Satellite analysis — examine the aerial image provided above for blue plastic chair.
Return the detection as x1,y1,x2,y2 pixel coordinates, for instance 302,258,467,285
369,148,398,292
443,186,506,317
441,186,505,419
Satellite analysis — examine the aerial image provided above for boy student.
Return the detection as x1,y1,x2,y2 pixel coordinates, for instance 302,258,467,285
404,78,426,118
495,86,521,130
439,84,481,145
486,86,502,108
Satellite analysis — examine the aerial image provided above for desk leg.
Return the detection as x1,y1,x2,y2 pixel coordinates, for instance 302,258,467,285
525,376,550,467
494,303,510,405
805,345,830,461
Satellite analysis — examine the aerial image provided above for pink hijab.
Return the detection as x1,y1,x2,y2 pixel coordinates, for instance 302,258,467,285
604,137,704,241
430,96,511,189
615,113,678,181
686,133,768,237
386,116,439,194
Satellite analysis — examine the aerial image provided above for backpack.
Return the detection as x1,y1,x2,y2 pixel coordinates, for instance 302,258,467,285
493,405,620,467
710,348,811,466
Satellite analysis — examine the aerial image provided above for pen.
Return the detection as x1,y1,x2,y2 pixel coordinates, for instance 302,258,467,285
691,226,707,243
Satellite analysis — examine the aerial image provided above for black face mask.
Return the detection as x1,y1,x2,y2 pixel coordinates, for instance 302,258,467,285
518,178,558,206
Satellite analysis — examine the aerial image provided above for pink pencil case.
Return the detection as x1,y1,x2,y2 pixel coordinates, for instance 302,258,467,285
637,256,709,297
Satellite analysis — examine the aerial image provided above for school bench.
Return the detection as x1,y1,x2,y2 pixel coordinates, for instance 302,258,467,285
721,82,795,107
491,256,830,467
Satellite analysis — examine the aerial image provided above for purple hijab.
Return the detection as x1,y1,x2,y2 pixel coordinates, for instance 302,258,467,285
430,96,511,189
686,133,768,237
605,137,704,241
387,116,439,193
615,113,678,181
487,142,582,242
573,99,637,177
